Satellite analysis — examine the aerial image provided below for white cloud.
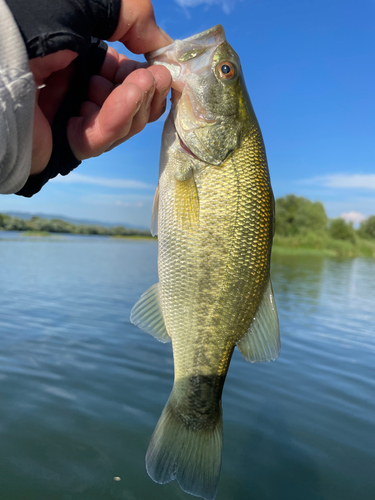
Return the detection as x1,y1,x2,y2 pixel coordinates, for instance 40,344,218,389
51,172,154,190
340,211,367,224
116,200,144,208
175,0,236,14
301,174,375,190
116,201,131,207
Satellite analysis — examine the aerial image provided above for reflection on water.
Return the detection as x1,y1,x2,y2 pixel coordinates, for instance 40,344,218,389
0,234,374,500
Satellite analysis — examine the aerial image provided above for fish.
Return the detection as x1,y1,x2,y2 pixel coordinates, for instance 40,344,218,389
130,25,280,500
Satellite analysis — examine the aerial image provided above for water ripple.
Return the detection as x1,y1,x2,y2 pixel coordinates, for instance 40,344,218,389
0,239,374,499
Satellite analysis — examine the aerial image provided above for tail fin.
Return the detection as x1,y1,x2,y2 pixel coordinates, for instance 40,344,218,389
146,398,223,500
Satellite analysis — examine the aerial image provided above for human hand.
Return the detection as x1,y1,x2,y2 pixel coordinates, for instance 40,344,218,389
29,0,173,175
67,47,172,161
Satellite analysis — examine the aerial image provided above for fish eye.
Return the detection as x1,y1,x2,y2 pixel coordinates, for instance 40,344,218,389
216,61,237,80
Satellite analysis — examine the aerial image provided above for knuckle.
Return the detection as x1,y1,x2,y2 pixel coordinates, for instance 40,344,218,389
132,68,155,89
138,0,155,23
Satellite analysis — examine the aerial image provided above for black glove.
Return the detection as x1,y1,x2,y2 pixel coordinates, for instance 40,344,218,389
6,0,121,197
6,0,120,58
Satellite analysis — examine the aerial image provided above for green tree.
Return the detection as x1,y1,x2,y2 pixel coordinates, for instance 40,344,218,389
328,218,356,244
4,216,27,231
0,212,150,237
47,219,74,233
26,216,52,232
275,195,328,236
358,216,375,240
0,213,11,229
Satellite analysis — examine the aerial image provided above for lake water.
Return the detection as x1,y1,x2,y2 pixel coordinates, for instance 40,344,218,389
0,233,374,500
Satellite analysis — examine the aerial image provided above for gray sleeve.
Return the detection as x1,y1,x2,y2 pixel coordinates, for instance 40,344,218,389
0,0,36,194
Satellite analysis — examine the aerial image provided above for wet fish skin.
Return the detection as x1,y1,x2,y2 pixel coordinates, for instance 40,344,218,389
131,25,280,500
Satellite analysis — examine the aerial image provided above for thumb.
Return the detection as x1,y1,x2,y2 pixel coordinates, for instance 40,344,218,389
109,0,173,54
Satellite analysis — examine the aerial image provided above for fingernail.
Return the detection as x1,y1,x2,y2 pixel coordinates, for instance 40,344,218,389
145,83,155,110
158,27,174,45
134,98,142,114
161,98,167,115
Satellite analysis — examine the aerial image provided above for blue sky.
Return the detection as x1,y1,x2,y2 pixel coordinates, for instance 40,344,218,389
2,0,374,228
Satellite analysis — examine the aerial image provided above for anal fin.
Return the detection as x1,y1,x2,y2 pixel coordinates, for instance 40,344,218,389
130,283,170,343
236,279,280,363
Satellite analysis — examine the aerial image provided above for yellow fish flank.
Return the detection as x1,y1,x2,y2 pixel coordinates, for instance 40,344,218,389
131,25,280,500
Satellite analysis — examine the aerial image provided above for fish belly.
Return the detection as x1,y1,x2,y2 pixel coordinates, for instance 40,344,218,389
158,127,274,402
145,122,274,500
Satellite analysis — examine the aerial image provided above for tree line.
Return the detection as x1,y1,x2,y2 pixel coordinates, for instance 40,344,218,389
1,197,375,244
275,195,375,243
0,213,150,237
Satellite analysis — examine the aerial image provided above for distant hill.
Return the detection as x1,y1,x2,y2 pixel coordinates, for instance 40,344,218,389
3,211,147,230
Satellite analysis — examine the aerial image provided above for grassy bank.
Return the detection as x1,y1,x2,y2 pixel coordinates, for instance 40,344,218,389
273,232,375,259
0,213,150,238
22,231,59,237
111,234,154,240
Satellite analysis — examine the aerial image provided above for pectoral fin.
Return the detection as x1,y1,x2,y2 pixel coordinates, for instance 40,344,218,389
130,283,171,343
174,174,199,232
236,279,280,363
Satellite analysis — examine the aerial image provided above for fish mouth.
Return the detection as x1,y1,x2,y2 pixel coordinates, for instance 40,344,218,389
170,89,198,159
171,88,213,161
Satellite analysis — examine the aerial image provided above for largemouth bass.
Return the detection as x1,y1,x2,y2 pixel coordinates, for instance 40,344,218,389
131,25,280,500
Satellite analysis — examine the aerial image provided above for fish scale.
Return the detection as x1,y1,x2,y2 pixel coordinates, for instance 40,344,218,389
131,25,280,500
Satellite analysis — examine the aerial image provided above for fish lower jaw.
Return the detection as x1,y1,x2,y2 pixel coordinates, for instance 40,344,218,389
177,133,199,159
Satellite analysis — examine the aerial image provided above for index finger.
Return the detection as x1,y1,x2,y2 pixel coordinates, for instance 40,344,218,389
109,0,173,54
